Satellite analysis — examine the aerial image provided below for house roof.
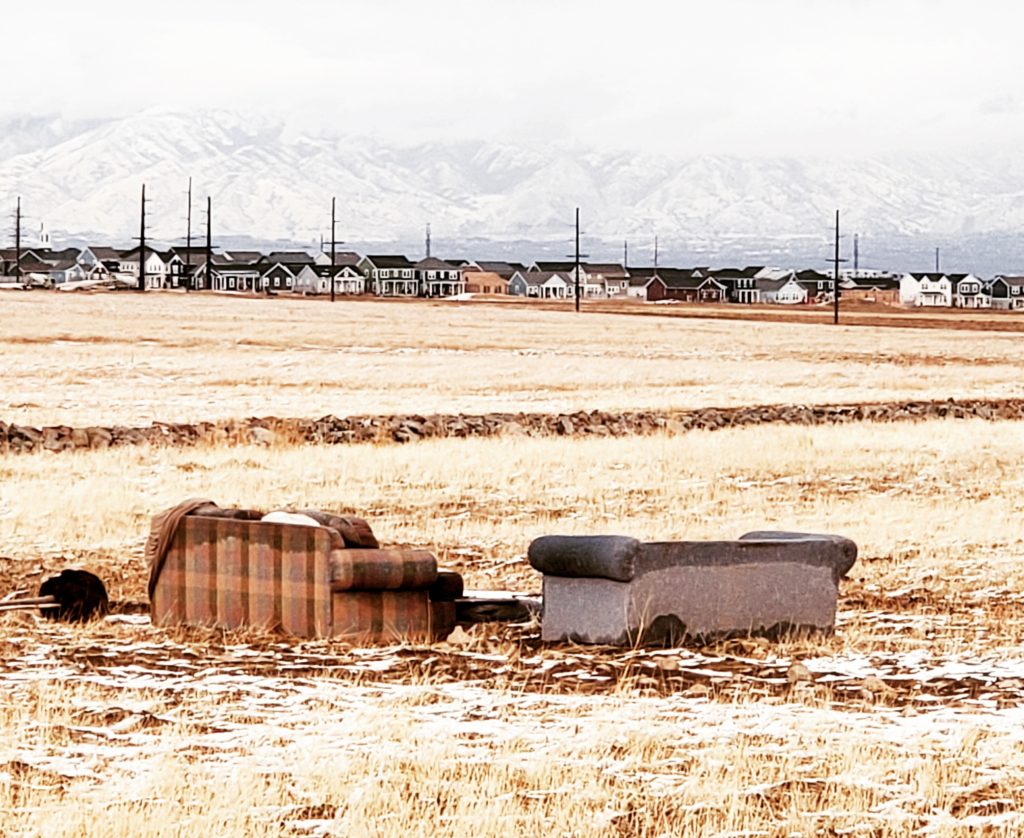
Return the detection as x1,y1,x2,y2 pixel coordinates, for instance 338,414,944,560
847,276,900,290
532,261,575,272
710,266,764,280
268,251,315,264
583,262,628,277
363,255,415,269
796,269,831,282
223,250,265,262
651,268,724,290
474,260,519,278
87,246,124,260
910,272,947,282
755,277,793,292
312,264,361,277
520,270,570,286
993,275,1024,287
415,257,456,270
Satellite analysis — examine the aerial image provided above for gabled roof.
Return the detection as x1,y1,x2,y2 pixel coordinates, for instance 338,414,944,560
473,260,519,278
796,269,831,282
755,276,794,292
120,245,167,261
363,255,415,269
524,270,571,286
531,261,575,272
993,275,1024,287
268,251,315,264
223,250,265,262
651,268,726,290
583,262,628,277
846,276,900,290
910,272,947,282
710,266,764,280
415,257,457,270
312,264,362,277
87,246,124,260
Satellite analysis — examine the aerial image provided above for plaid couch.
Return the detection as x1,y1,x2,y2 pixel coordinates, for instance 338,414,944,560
149,505,460,642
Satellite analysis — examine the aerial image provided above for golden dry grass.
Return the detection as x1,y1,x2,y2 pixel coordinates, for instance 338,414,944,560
3,293,1024,426
3,421,1024,832
4,296,1024,834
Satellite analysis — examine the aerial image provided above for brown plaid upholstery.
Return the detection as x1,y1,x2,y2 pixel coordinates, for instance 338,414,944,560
330,549,437,592
149,509,456,641
151,516,333,635
331,591,434,641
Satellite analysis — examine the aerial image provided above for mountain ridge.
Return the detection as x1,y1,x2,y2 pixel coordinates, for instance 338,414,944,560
2,110,1024,271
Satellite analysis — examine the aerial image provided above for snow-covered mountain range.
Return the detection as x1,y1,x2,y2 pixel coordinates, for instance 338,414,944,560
2,109,1024,270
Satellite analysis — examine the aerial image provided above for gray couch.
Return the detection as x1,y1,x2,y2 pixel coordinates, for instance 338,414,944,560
528,531,857,645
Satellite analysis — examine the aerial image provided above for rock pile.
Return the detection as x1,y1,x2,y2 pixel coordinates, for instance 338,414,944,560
3,397,1024,455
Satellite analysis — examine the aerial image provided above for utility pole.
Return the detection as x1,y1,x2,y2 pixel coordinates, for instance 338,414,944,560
138,184,147,292
832,210,841,325
184,177,193,291
853,233,859,272
574,208,581,312
425,222,431,259
935,247,940,273
330,197,337,303
623,239,628,269
205,196,213,291
564,208,589,311
14,197,21,280
654,235,659,269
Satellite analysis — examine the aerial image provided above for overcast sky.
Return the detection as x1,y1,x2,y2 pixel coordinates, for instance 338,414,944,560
4,0,1022,157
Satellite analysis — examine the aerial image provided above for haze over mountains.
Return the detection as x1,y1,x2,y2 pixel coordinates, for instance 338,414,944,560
3,109,1024,273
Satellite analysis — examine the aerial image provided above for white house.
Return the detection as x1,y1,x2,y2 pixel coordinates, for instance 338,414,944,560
759,273,807,304
293,264,365,295
120,247,172,290
906,272,951,307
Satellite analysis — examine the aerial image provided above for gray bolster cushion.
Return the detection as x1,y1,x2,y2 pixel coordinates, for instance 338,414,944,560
528,535,642,582
740,530,858,579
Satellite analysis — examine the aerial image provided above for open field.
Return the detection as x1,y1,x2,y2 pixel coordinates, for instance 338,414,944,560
3,419,1024,833
4,297,1024,833
2,293,1024,427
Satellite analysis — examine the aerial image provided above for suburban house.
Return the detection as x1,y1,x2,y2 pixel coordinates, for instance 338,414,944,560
710,266,773,303
468,260,524,280
462,268,508,294
580,263,630,297
626,272,659,299
989,276,1024,309
839,275,901,305
905,273,952,307
508,270,572,298
358,255,418,296
415,257,464,297
118,246,172,289
643,268,728,303
758,273,808,304
196,255,265,292
293,264,364,296
796,269,833,301
311,250,358,267
949,274,989,308
261,262,298,293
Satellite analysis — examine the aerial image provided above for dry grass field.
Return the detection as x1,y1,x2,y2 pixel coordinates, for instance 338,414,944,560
3,293,1024,427
3,293,1024,835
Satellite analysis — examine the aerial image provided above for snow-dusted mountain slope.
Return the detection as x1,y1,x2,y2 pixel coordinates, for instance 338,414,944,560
2,109,1024,248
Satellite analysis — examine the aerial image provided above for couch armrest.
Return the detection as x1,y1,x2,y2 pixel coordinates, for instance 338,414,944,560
330,548,438,591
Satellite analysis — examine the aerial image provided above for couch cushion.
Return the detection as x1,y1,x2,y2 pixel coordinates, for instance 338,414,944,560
330,548,437,591
527,535,642,582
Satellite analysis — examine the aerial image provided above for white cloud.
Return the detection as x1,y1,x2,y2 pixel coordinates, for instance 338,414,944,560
2,0,1023,156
